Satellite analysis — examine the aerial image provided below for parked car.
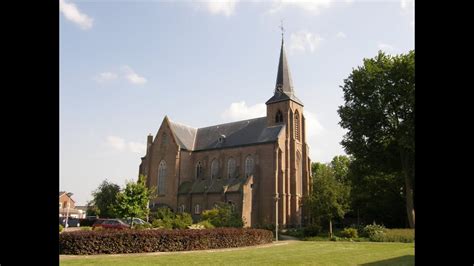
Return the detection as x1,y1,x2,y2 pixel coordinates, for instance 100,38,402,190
59,217,81,227
92,219,129,230
120,217,150,226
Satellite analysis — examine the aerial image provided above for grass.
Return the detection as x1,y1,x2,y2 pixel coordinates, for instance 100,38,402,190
60,241,414,266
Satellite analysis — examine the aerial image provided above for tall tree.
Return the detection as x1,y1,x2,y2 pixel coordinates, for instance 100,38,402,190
114,175,154,228
90,179,120,218
338,50,415,228
330,155,352,184
307,162,350,238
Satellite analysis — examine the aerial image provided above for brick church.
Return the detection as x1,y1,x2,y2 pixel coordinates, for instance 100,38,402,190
139,38,311,228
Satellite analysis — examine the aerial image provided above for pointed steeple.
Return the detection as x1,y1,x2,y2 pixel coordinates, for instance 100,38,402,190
275,38,294,95
266,37,304,106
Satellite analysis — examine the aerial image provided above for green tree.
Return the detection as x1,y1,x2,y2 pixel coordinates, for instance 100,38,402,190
330,155,352,184
114,175,154,228
85,201,99,217
338,50,415,228
307,163,350,238
90,179,120,218
348,160,406,228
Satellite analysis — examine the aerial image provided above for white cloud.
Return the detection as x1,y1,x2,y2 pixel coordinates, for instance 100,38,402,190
59,0,93,30
95,72,118,83
336,31,346,39
128,142,146,154
203,0,239,16
289,30,323,54
410,20,414,31
121,65,147,85
269,0,335,14
304,110,324,138
106,136,146,154
191,0,239,17
221,101,266,121
378,42,395,53
106,136,126,151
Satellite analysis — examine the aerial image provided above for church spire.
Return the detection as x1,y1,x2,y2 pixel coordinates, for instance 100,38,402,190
266,27,303,106
275,36,294,96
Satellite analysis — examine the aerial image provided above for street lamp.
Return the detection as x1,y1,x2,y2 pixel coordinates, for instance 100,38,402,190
65,192,73,228
274,193,280,241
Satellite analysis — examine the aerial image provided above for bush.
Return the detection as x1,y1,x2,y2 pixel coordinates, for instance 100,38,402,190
303,224,322,237
284,228,304,238
152,218,173,229
340,227,358,238
201,203,243,228
134,223,152,230
59,228,273,255
197,220,215,229
372,229,414,243
59,224,64,233
362,223,386,238
173,213,193,229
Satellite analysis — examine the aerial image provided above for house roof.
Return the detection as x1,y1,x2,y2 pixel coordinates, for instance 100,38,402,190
167,117,284,152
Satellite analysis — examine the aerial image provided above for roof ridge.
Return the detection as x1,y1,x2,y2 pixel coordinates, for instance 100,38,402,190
197,116,267,130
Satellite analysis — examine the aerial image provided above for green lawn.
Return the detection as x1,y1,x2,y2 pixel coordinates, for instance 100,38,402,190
60,241,414,265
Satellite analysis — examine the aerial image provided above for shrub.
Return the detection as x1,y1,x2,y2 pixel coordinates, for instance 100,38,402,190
201,203,243,228
373,229,414,243
134,223,152,230
369,230,387,242
284,228,304,238
303,224,322,237
362,223,386,238
59,228,273,255
173,213,193,229
152,218,173,229
197,220,215,229
59,224,64,233
340,227,358,238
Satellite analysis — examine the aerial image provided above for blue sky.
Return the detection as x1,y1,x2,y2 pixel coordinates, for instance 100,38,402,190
60,0,414,205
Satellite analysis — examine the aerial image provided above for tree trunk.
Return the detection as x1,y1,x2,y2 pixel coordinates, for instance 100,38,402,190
329,219,333,238
401,149,415,228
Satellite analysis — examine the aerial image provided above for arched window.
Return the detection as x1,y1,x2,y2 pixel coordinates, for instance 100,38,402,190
295,110,300,141
162,132,168,145
275,110,283,123
196,161,203,179
194,204,200,214
227,158,236,178
211,159,219,179
158,160,166,195
245,156,254,177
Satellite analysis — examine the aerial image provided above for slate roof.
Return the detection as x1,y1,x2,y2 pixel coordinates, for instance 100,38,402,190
178,177,250,195
168,117,284,152
265,39,304,106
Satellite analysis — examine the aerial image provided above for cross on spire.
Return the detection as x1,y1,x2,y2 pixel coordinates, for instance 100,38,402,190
279,19,285,42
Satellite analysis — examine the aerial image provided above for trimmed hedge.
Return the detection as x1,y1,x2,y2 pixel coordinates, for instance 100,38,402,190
59,228,273,255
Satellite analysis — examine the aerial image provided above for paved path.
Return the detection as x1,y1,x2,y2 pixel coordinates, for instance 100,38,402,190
278,234,300,241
